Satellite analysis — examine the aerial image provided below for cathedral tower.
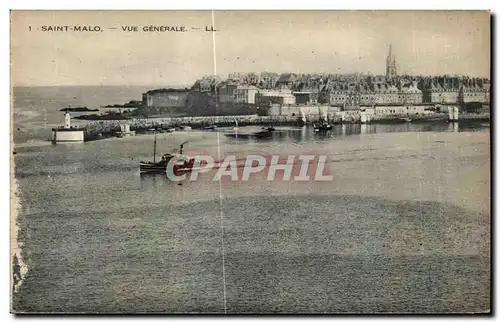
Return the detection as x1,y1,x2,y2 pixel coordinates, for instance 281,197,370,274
386,44,397,77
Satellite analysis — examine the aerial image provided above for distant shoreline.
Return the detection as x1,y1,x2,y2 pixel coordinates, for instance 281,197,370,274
60,107,99,112
12,84,193,89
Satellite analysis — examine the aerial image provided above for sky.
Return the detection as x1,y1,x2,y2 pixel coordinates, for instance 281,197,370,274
10,10,491,86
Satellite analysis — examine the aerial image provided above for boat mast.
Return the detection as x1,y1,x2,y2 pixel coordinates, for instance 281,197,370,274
180,141,188,155
153,131,157,163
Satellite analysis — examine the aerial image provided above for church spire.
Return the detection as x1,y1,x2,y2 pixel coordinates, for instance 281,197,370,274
386,44,397,77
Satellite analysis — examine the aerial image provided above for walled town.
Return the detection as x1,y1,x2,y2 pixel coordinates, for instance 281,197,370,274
139,45,490,118
83,46,490,137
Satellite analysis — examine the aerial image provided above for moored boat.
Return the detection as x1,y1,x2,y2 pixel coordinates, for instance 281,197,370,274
204,125,218,131
313,115,333,132
140,134,195,174
313,122,333,132
224,127,274,139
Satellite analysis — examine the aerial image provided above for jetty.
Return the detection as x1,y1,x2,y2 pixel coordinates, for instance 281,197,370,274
81,111,490,140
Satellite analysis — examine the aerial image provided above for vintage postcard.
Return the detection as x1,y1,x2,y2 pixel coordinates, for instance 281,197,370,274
10,10,491,314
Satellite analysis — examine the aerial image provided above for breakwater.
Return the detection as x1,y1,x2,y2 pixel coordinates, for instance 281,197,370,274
83,112,490,140
85,115,301,139
369,112,490,124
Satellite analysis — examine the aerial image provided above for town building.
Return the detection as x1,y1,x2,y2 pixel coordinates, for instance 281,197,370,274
259,72,280,89
275,74,296,90
400,81,423,104
293,92,319,105
191,76,221,92
256,89,296,105
234,85,259,104
217,82,238,103
372,82,400,105
460,77,490,104
420,77,460,104
374,105,428,116
321,82,347,106
269,104,340,118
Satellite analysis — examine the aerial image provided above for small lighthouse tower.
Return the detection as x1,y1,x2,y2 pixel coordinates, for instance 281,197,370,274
64,112,71,129
52,110,85,143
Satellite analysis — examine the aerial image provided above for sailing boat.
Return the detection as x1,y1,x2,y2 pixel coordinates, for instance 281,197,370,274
313,110,332,132
233,118,239,130
139,134,195,173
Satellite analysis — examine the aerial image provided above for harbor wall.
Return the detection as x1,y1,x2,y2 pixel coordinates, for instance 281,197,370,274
142,90,190,108
269,105,340,118
84,112,490,137
85,115,301,135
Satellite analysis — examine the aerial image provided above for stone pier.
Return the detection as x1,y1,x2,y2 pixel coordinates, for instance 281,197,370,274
84,114,304,138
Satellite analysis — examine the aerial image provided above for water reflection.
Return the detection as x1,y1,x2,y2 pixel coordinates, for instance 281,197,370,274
139,172,193,198
137,119,489,189
139,172,188,187
223,120,488,143
449,122,459,133
360,124,367,135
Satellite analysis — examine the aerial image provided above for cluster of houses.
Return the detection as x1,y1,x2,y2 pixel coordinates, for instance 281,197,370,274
134,45,489,120
189,72,490,107
141,45,489,117
139,72,490,120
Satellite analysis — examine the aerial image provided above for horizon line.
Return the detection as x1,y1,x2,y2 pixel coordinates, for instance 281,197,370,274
12,84,193,88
